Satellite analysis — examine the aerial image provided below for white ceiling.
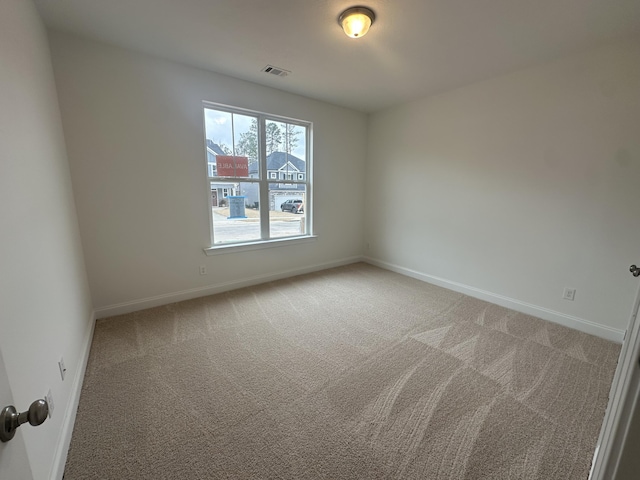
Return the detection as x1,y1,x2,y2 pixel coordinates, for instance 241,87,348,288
34,0,640,113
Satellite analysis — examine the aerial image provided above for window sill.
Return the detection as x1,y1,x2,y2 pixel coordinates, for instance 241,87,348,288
204,235,318,256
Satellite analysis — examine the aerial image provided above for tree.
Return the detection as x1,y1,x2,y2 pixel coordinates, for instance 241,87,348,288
217,142,232,155
265,122,282,155
236,120,298,158
283,123,301,156
236,119,257,160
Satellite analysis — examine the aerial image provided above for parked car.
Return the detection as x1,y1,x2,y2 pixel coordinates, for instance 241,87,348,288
280,199,304,214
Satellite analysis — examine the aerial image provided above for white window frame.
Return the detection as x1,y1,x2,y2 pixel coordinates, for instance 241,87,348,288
202,102,314,254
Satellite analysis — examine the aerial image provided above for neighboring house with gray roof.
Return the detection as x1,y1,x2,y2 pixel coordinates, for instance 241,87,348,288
263,152,306,210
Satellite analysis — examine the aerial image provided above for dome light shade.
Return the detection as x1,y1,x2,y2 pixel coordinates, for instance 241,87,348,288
338,6,375,38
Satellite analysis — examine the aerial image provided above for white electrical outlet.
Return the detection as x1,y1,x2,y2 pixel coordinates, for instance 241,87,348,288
199,265,207,275
45,389,54,419
58,357,67,381
563,288,576,301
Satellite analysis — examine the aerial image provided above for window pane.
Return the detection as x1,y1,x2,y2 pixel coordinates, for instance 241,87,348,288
204,108,259,178
265,119,307,239
211,181,261,244
265,119,306,172
270,183,306,239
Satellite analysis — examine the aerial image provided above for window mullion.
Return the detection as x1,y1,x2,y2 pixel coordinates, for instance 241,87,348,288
258,115,270,240
305,127,311,236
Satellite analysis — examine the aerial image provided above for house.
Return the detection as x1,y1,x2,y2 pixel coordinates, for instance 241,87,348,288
206,140,239,206
264,151,306,210
205,139,226,177
1,0,640,479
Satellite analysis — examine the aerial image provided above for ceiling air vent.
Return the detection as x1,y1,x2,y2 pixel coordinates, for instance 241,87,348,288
262,65,290,77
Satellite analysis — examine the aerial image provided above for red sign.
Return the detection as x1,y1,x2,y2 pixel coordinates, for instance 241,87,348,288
216,156,249,177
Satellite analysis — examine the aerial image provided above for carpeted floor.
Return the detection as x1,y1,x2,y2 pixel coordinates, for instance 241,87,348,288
65,263,620,479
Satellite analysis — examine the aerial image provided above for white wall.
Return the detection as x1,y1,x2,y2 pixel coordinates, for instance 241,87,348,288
366,38,640,338
48,32,368,312
0,1,94,479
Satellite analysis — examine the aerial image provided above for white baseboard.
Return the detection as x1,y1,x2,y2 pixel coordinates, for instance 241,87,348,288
94,256,364,319
50,311,96,480
364,257,625,343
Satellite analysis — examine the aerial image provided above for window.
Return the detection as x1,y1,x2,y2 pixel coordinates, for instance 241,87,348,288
203,103,312,249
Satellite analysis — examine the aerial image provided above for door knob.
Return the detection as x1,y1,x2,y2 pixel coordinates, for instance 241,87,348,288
631,265,640,277
0,399,49,442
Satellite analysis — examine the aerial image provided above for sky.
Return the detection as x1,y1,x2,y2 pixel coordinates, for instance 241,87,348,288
204,108,306,160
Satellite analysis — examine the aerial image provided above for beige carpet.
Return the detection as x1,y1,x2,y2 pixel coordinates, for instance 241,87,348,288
65,263,620,479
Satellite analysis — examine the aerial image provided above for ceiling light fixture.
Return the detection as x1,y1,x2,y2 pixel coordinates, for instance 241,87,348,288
338,6,375,39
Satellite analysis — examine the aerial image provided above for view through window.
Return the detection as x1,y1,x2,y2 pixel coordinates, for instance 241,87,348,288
203,104,311,246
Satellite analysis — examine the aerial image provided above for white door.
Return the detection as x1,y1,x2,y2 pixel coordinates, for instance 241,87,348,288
0,349,33,480
590,264,640,479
